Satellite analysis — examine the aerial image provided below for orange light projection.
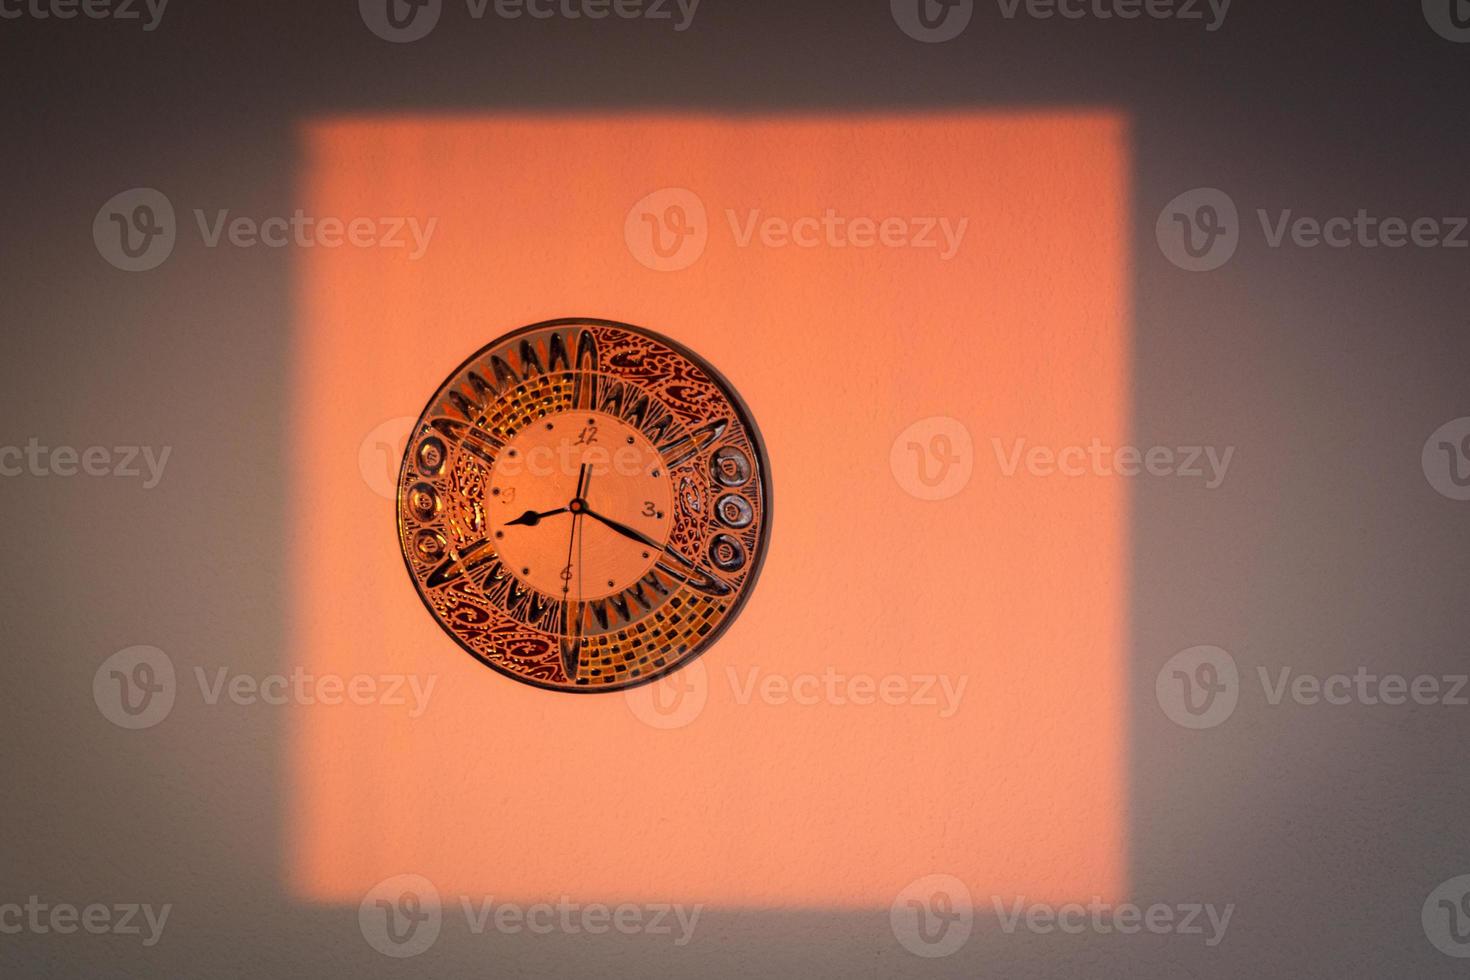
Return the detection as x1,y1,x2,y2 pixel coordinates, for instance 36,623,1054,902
289,113,1131,907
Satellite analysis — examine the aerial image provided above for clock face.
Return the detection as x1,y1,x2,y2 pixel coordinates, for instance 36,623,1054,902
397,319,771,693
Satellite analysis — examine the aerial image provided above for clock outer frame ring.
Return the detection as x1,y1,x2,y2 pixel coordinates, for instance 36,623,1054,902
394,316,774,695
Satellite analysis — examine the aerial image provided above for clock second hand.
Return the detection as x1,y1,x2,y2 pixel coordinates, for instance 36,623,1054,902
559,463,593,680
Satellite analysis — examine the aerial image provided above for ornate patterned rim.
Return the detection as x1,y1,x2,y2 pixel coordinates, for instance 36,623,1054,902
395,317,772,693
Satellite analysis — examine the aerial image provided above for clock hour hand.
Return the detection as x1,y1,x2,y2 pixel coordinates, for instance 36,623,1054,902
580,506,733,597
504,507,568,528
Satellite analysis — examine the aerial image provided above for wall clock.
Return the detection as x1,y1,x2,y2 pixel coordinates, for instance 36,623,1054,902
396,318,771,692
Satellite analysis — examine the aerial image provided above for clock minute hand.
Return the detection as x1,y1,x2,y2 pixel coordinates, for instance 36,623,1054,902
580,506,660,550
579,505,733,597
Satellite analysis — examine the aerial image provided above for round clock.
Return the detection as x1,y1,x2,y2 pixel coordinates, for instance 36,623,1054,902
396,318,771,692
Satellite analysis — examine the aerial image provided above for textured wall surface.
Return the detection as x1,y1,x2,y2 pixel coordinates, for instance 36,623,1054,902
289,113,1127,907
2,1,1468,977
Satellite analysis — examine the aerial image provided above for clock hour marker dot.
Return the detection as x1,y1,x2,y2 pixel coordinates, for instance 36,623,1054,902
626,436,635,445
492,487,500,496
607,580,615,588
522,567,530,575
494,531,503,539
